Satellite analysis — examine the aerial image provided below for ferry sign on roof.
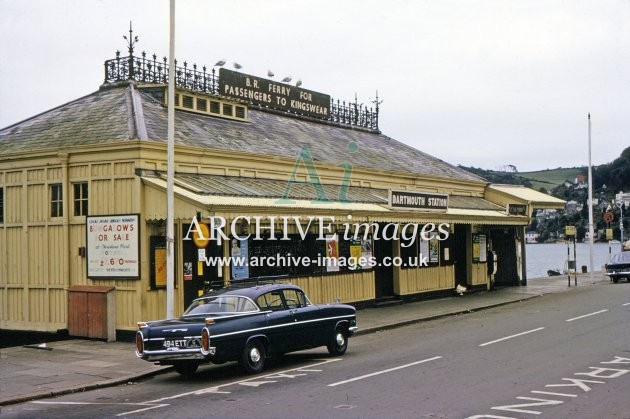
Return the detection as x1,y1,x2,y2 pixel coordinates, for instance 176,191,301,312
389,190,449,211
219,68,330,119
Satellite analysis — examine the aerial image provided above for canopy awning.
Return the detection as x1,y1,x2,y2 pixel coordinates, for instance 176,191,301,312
485,184,566,216
141,174,530,226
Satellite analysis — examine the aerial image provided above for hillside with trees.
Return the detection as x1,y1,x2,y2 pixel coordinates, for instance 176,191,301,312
459,146,630,243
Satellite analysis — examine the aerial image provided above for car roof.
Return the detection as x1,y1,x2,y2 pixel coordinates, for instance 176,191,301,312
202,283,302,300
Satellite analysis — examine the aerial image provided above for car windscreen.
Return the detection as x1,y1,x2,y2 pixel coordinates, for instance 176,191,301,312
183,295,258,316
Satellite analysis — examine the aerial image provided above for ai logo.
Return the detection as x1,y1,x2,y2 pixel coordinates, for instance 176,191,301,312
278,142,358,204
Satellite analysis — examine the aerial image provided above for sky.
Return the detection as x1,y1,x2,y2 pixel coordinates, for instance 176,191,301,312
1,0,628,172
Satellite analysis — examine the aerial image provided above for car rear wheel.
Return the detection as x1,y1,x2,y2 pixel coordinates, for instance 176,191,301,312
173,361,199,378
240,339,265,374
327,326,348,356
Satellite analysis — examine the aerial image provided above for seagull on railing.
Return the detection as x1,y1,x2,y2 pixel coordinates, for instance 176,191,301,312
233,62,242,69
214,59,226,67
296,79,302,87
281,76,292,83
267,70,274,78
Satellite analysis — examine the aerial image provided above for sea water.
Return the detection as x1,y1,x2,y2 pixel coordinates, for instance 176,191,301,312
525,242,620,279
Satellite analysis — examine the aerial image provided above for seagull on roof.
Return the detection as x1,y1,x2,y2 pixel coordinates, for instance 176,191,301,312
214,59,226,67
233,62,242,69
267,70,274,78
296,79,302,87
281,76,292,83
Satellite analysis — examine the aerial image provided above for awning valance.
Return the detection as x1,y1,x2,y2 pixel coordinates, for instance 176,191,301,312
141,175,529,226
485,184,566,217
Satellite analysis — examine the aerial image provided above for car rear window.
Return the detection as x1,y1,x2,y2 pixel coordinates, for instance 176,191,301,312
183,295,258,316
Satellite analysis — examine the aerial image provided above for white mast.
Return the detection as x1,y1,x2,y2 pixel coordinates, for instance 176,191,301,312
166,0,176,319
587,113,594,283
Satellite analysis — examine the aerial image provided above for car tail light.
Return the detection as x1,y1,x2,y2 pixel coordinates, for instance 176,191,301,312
201,327,211,355
137,322,148,329
135,331,144,357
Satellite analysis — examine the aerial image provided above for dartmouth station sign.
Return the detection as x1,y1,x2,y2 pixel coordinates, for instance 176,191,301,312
389,190,449,211
219,68,330,120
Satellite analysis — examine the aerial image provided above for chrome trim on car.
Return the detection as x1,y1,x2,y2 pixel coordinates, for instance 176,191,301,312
141,346,217,362
211,314,356,339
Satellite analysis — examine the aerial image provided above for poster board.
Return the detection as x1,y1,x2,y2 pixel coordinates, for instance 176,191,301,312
87,214,139,279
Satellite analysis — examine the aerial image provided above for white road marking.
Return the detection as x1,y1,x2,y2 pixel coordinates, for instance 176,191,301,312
566,309,608,322
327,356,442,387
479,327,545,347
530,390,577,398
116,358,341,416
622,303,630,306
117,403,170,416
31,400,170,416
32,401,160,406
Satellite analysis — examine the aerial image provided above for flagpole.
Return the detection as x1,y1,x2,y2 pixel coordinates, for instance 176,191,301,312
587,113,594,284
166,0,176,319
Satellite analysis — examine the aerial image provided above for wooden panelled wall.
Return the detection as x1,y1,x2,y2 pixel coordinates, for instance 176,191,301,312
0,161,142,332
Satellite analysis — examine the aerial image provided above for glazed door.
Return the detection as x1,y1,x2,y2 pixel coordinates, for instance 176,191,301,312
454,224,470,287
373,226,394,298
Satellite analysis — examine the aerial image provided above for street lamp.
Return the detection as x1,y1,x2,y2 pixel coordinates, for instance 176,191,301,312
617,191,624,252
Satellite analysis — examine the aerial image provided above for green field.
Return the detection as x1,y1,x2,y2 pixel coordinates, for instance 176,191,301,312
515,167,584,191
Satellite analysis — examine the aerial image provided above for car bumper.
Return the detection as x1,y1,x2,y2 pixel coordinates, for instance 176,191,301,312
138,346,216,362
606,271,630,278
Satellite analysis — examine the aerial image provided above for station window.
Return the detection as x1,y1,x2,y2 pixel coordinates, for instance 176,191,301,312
182,95,194,109
222,104,233,117
196,98,207,112
73,182,88,216
50,184,63,218
0,187,4,224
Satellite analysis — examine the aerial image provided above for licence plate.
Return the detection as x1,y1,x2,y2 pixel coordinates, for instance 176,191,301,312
163,339,188,349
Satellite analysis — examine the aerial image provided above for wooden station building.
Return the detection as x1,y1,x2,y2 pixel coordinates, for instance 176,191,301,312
0,36,564,337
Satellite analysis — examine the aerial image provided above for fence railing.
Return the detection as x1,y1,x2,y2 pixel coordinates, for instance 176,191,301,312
104,51,379,131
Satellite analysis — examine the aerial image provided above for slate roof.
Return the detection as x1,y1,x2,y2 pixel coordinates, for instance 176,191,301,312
144,171,502,211
0,86,135,153
0,81,485,184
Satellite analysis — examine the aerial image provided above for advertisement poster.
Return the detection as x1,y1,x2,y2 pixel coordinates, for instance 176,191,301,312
325,234,339,272
87,214,139,279
473,234,487,263
429,233,440,264
419,238,430,266
183,261,193,281
349,240,362,270
154,247,166,286
231,238,250,280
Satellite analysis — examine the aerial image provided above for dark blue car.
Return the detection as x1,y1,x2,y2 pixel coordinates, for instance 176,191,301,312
135,283,358,377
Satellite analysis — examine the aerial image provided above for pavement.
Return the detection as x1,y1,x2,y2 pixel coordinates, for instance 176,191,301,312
0,272,610,406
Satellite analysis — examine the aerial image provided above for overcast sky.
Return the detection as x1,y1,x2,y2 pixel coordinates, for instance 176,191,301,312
1,0,628,172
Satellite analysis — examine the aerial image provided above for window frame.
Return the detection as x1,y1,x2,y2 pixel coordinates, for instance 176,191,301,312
0,187,4,224
73,182,88,217
50,183,63,218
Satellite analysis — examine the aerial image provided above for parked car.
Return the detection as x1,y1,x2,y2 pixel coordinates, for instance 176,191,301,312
135,283,358,377
605,251,630,283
